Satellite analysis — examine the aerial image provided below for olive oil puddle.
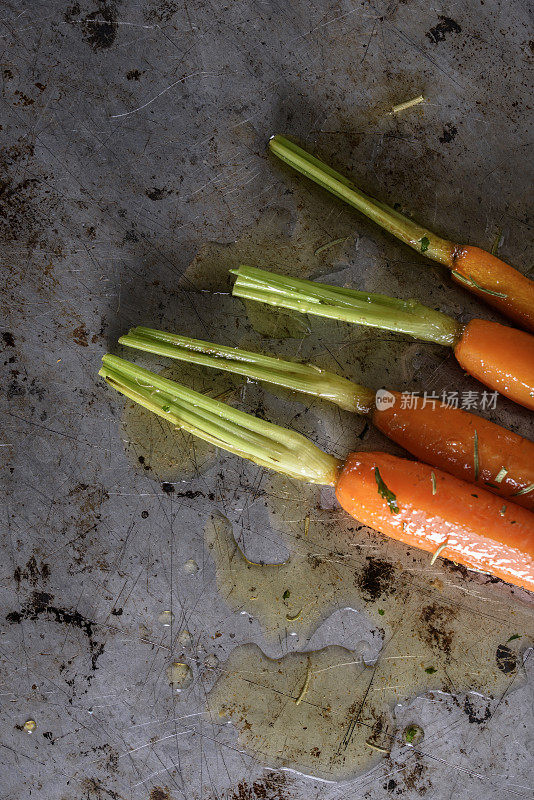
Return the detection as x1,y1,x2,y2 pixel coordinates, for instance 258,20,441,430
206,493,533,781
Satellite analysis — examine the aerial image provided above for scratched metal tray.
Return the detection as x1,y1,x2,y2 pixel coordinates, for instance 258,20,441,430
1,1,533,798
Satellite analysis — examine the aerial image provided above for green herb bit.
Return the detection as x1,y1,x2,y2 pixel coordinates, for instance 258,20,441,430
375,467,399,514
451,270,508,299
282,589,290,600
404,725,419,744
500,505,507,516
420,236,430,252
490,228,503,256
314,236,349,256
506,634,521,643
494,467,508,484
512,483,534,497
377,609,385,616
425,666,437,674
431,472,437,495
474,430,479,481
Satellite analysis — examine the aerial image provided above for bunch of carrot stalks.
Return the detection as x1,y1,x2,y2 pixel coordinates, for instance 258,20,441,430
99,133,534,592
120,326,534,510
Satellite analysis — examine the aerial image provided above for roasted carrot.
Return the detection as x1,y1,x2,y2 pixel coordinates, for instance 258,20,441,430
269,135,534,332
231,266,534,411
335,453,534,591
99,355,534,592
119,326,534,508
454,319,534,411
372,393,534,510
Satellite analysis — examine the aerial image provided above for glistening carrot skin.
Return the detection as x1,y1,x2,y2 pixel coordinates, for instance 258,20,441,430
100,355,534,592
336,453,534,592
372,393,534,510
451,248,534,332
231,266,534,411
454,319,534,411
120,327,534,508
269,135,534,332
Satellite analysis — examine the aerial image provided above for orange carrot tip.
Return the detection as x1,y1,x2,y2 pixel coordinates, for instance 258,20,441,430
230,266,534,411
120,326,534,508
269,135,534,332
100,354,534,592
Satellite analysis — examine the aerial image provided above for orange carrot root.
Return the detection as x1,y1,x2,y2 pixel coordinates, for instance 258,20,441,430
372,393,534,510
335,452,534,591
453,319,534,411
451,246,534,332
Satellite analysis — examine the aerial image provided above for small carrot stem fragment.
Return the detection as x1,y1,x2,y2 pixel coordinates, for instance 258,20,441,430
295,659,312,705
391,95,425,114
430,540,449,565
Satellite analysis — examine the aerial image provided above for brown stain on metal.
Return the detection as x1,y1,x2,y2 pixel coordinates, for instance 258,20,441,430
72,324,90,346
0,138,64,261
417,603,455,660
5,591,106,672
227,773,288,800
356,556,396,601
149,787,172,800
13,555,50,588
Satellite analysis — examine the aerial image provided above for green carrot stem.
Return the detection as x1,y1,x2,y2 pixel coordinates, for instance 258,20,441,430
231,266,462,346
269,135,455,266
119,327,375,414
99,355,340,485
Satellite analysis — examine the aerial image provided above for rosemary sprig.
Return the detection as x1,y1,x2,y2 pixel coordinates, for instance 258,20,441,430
375,467,399,514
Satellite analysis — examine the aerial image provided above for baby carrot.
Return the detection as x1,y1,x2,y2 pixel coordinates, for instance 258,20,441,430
119,326,534,508
269,135,534,332
454,319,534,411
231,266,534,411
335,453,534,591
99,355,534,592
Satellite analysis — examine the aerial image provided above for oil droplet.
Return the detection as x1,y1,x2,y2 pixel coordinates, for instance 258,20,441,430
158,610,174,627
166,662,193,692
22,719,36,734
178,629,192,646
183,558,199,574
